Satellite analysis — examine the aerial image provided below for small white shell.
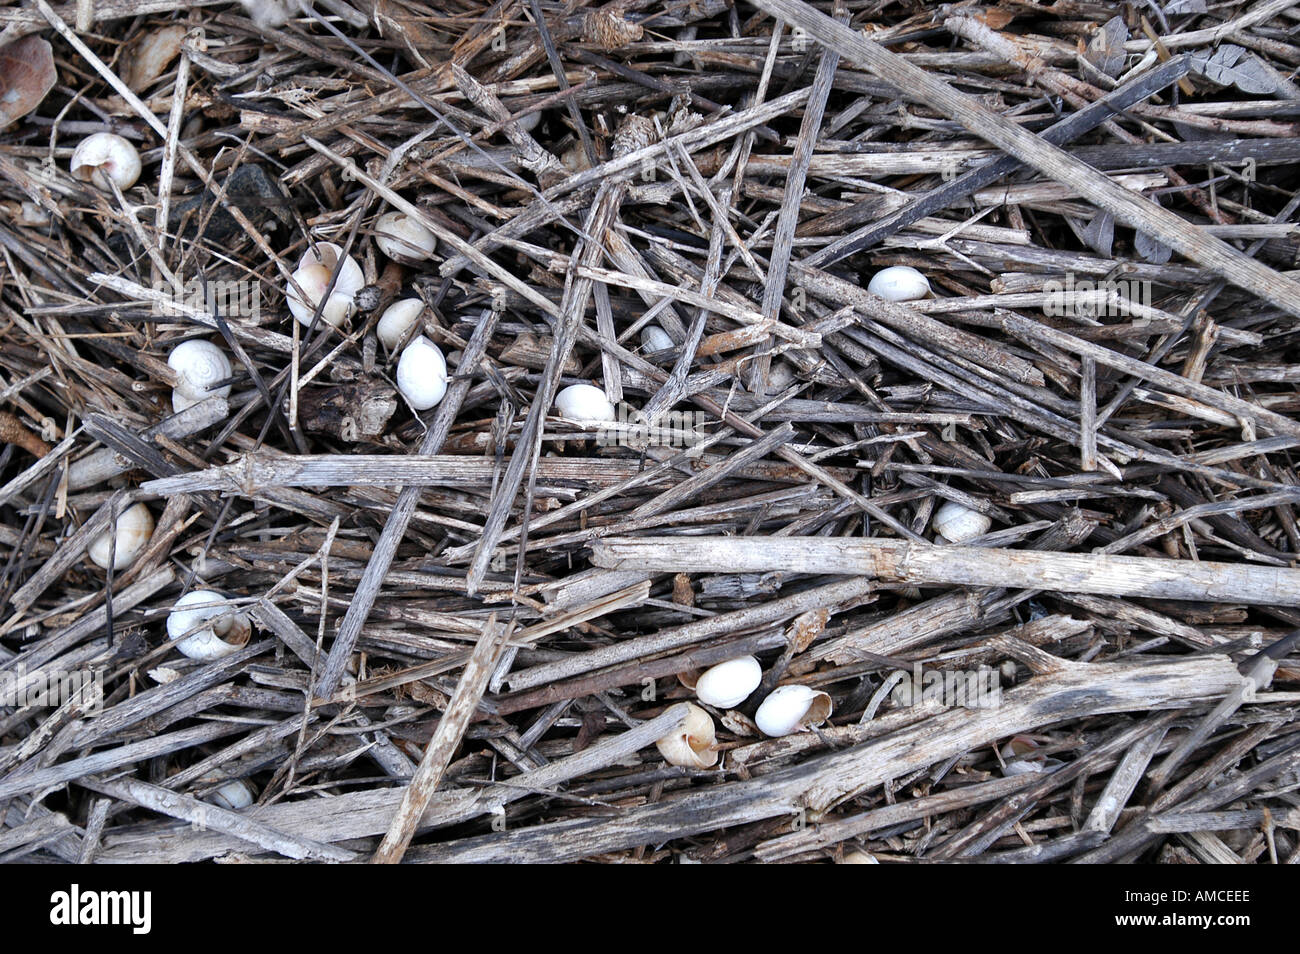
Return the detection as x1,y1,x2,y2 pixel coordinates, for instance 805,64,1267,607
554,383,615,422
286,242,364,327
168,339,233,413
376,298,424,350
396,334,448,410
754,684,832,737
70,133,141,191
297,242,366,291
767,361,798,391
867,265,930,302
207,779,255,810
87,502,154,571
695,656,762,709
932,500,992,544
655,703,718,768
1000,737,1049,777
513,110,541,133
375,211,437,262
640,325,673,352
166,590,251,661
840,850,879,864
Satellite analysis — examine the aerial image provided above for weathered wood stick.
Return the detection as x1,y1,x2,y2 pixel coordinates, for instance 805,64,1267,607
590,536,1300,606
77,776,356,863
372,618,508,864
751,0,1300,318
139,451,816,495
67,397,229,491
0,721,247,803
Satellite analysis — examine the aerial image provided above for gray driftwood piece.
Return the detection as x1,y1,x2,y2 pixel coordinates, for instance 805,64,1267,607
590,536,1300,606
77,776,357,862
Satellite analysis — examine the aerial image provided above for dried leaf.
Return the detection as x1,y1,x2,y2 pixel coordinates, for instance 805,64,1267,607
1081,212,1115,258
1191,45,1278,94
1135,228,1173,264
0,35,57,128
1084,16,1128,78
124,25,187,93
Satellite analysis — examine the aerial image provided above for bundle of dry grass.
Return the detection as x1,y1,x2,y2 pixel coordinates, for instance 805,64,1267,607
1,0,1299,864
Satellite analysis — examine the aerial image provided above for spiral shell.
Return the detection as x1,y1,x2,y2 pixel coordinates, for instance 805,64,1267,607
694,656,763,709
87,502,155,571
207,779,255,810
656,703,718,768
71,133,142,191
867,265,930,302
374,211,437,262
640,325,673,352
376,298,424,350
932,500,992,544
166,590,251,661
754,684,832,737
554,383,615,423
286,242,363,327
168,339,233,413
396,334,448,410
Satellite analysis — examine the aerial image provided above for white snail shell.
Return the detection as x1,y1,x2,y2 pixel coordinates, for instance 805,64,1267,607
754,684,833,737
168,339,233,413
867,265,930,302
374,211,437,262
70,133,141,191
87,502,154,570
166,589,251,661
286,242,364,327
656,703,718,768
207,779,255,810
640,325,673,352
932,500,992,544
1000,737,1049,777
695,656,763,709
767,361,798,390
840,850,879,864
376,298,424,350
554,383,615,422
396,334,448,410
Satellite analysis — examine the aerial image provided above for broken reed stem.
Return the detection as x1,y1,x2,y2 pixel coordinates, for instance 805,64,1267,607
372,617,508,864
591,536,1300,606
